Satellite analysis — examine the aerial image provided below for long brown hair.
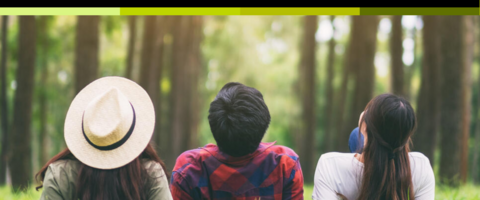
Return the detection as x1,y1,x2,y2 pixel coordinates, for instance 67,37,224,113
35,144,169,200
357,94,416,200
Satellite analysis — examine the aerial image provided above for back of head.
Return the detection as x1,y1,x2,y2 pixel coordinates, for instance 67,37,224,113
358,94,416,200
208,82,271,157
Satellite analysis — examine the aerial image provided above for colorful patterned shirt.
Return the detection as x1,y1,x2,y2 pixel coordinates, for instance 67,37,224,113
170,141,304,200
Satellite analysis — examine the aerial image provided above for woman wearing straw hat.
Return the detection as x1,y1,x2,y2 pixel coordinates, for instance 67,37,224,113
35,76,173,200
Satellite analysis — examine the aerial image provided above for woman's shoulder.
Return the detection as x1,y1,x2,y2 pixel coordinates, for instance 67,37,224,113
316,152,359,172
319,152,357,162
408,152,432,168
48,159,81,174
408,152,429,160
141,159,167,177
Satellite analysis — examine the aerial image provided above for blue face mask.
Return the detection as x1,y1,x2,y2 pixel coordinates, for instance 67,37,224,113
348,127,365,153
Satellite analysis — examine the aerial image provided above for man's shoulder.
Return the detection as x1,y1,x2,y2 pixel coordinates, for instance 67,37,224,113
267,145,300,162
173,147,210,172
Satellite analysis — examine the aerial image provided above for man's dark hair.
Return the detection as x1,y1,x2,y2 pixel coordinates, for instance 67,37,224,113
208,82,271,157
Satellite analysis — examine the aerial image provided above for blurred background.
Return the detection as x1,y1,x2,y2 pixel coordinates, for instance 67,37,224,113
0,15,479,198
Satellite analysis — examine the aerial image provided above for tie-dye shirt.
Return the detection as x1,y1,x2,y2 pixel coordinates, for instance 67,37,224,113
170,141,304,200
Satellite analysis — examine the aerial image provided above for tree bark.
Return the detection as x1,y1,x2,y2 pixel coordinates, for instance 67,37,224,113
324,16,336,152
460,16,474,184
413,16,441,167
438,16,470,186
170,16,203,165
139,16,165,150
472,16,480,185
187,16,203,150
38,16,50,166
390,16,404,97
0,16,9,186
299,16,317,183
171,16,191,158
10,16,36,191
125,16,137,79
74,16,99,94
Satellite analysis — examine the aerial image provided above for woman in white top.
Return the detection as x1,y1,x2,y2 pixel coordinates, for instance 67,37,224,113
313,94,435,200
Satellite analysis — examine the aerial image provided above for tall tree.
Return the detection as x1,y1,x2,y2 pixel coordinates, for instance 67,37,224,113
38,16,50,166
0,16,9,186
414,16,441,167
74,16,99,94
460,16,474,184
158,16,175,169
390,16,405,97
299,16,317,183
472,16,480,184
187,16,203,150
10,16,36,191
139,16,166,151
170,16,203,168
338,16,379,152
125,16,137,79
323,16,336,152
438,16,472,186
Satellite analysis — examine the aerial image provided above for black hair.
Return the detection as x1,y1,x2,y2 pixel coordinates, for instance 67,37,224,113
208,82,271,157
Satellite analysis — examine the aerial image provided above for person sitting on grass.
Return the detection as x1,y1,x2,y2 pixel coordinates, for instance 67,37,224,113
170,82,304,200
313,94,435,200
36,77,172,200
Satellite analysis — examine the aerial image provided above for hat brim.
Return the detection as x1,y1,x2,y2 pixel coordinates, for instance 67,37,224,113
64,76,155,169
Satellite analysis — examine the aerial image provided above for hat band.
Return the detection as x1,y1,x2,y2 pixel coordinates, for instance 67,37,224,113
81,102,136,151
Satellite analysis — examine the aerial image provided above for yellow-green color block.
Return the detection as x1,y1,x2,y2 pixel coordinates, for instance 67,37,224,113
360,7,479,15
121,7,241,15
0,8,120,15
239,7,360,15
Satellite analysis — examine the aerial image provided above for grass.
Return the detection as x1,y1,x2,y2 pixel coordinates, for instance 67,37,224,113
1,184,480,199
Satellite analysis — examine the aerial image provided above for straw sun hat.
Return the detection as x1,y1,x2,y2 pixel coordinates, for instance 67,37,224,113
64,76,155,169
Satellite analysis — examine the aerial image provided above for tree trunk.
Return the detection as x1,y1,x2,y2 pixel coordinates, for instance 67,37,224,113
125,16,137,79
438,16,470,186
159,16,175,170
187,16,203,150
10,16,36,191
170,16,203,165
0,16,9,186
74,16,99,94
460,16,474,184
299,16,317,183
171,16,190,159
390,15,404,97
324,16,336,152
139,16,165,149
38,16,50,166
472,16,480,185
413,16,441,167
139,16,156,91
339,16,379,152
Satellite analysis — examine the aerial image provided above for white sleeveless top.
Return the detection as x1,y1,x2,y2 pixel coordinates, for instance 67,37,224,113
312,152,435,200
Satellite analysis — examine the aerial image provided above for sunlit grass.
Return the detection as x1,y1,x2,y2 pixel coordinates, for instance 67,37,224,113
1,183,480,199
0,185,41,200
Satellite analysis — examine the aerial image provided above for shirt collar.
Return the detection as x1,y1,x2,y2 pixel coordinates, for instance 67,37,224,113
203,141,277,165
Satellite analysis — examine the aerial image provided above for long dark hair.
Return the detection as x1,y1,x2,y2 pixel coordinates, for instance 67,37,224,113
357,94,416,200
35,144,169,200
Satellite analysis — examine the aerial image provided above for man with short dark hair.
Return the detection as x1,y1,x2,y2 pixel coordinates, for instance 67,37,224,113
170,82,304,200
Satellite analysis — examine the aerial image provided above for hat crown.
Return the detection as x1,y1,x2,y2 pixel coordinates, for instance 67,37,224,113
83,87,134,147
